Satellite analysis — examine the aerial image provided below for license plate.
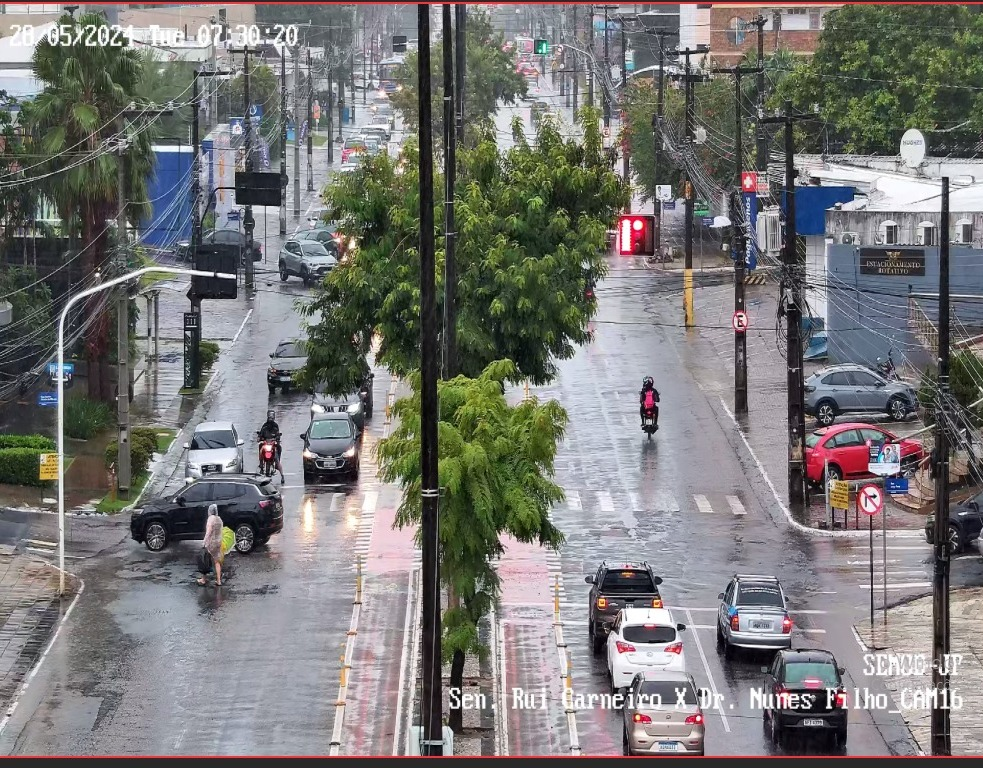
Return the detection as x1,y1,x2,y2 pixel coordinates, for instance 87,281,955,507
750,621,772,630
203,465,219,472
320,459,337,469
802,719,824,727
278,376,292,382
657,742,678,752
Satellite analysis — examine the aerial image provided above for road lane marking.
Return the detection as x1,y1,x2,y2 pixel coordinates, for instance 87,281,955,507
628,492,643,512
653,489,680,513
726,496,747,516
682,608,730,733
567,490,582,510
329,493,345,513
859,582,931,590
694,495,713,514
230,308,252,347
392,567,418,755
598,491,615,513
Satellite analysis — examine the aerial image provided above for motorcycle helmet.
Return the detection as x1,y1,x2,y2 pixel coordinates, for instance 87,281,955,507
267,409,275,422
642,376,654,388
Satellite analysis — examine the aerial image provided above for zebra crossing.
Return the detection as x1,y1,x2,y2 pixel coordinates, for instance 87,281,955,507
555,488,749,517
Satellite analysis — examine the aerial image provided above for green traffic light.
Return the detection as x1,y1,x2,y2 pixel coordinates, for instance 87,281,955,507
534,38,549,55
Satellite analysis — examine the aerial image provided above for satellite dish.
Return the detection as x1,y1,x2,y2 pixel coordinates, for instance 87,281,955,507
900,129,926,168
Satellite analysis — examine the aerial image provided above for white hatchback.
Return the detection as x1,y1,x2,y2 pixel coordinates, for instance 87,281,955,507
607,608,687,691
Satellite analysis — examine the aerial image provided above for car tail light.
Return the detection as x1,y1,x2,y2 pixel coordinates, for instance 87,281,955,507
776,686,791,707
685,713,703,725
664,642,683,654
834,690,847,708
259,499,272,509
782,615,793,634
651,598,662,608
596,597,607,610
804,385,816,393
633,713,651,724
615,641,635,654
730,613,740,631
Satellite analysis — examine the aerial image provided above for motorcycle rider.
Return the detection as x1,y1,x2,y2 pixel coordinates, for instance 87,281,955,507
639,376,660,426
258,409,285,484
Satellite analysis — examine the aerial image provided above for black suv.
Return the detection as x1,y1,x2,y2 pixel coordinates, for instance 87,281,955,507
925,491,983,553
130,474,284,554
586,561,664,654
761,648,848,749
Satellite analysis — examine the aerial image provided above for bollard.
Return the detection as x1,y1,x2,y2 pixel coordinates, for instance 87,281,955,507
355,554,363,604
340,656,347,688
566,653,573,691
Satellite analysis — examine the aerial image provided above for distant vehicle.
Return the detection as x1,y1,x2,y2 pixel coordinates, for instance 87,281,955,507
278,238,338,286
716,574,793,658
762,648,849,749
804,364,918,426
531,100,550,124
362,136,381,155
621,671,706,756
363,122,391,142
267,339,307,394
174,228,262,264
295,226,353,261
378,56,405,93
925,490,983,553
804,423,923,484
341,136,367,163
184,421,244,479
130,474,284,553
367,100,395,130
586,561,664,654
606,607,687,691
311,372,375,431
300,411,360,482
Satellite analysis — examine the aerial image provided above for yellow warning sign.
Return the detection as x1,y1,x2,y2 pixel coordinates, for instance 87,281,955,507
828,479,849,510
38,452,59,481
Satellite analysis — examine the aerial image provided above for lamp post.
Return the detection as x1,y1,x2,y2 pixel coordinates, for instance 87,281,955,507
56,266,235,595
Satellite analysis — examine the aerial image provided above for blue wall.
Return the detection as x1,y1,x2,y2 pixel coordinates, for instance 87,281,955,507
138,146,194,249
781,186,856,236
826,244,983,370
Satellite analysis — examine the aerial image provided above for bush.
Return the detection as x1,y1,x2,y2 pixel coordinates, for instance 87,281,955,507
105,439,153,478
131,426,162,455
199,340,220,371
65,397,113,440
0,434,55,451
0,447,50,487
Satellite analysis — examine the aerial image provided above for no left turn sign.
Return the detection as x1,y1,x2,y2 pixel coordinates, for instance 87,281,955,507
858,484,883,516
732,311,748,332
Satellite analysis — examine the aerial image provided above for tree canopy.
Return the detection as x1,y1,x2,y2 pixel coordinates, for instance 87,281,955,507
775,4,983,154
298,107,628,397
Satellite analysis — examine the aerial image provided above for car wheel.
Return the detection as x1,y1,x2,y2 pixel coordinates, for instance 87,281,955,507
622,728,631,756
888,396,908,422
947,524,963,554
144,521,168,552
825,464,843,482
716,622,725,648
815,400,837,427
234,522,256,554
268,384,276,394
770,711,783,747
301,267,312,287
279,262,288,282
591,627,604,656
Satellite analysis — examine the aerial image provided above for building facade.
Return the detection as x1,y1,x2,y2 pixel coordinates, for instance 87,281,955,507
708,3,841,65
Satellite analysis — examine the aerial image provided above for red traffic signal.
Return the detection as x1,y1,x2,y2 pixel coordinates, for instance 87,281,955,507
617,214,656,256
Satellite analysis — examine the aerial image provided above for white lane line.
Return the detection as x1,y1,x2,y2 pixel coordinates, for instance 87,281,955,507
628,492,643,512
653,489,680,513
859,582,931,590
598,491,615,514
849,546,928,551
694,495,714,514
726,496,747,516
392,567,418,755
230,308,253,347
330,493,345,513
798,629,826,634
683,608,730,733
567,490,582,511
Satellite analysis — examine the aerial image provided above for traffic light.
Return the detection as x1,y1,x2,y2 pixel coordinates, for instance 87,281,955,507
534,38,549,55
393,35,407,53
618,214,656,256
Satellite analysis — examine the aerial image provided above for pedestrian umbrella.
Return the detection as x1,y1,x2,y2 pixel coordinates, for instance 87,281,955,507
222,527,236,556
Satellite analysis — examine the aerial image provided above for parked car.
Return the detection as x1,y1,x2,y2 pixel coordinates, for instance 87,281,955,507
364,122,391,142
530,100,550,124
130,473,284,553
267,339,307,394
184,421,244,479
621,671,706,756
761,648,849,749
300,411,360,482
278,238,338,286
804,423,924,484
716,574,793,658
925,490,983,553
606,607,687,691
586,561,664,654
804,364,918,427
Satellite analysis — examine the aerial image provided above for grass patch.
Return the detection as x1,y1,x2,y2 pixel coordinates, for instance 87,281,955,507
96,472,148,514
138,252,174,287
288,133,328,147
155,428,177,454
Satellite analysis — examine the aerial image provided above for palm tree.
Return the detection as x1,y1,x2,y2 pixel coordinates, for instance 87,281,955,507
28,12,156,402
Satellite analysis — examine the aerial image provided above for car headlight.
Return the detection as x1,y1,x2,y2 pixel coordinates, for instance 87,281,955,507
343,446,357,458
225,458,238,468
187,462,200,470
311,403,325,414
303,448,318,459
347,403,360,414
268,366,276,375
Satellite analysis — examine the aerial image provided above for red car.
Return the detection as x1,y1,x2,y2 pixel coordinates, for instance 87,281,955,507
804,422,924,485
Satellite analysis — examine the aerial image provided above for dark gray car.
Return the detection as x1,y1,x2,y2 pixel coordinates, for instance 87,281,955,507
804,364,917,426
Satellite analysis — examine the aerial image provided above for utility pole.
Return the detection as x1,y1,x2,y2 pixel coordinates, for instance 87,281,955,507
454,4,465,144
362,10,367,105
336,43,345,143
443,3,457,380
279,49,287,235
116,123,131,498
416,3,443,757
307,49,314,191
326,37,334,165
571,5,578,114
229,45,256,292
762,100,817,514
620,21,628,181
931,176,952,757
712,65,760,415
753,16,767,175
649,29,668,256
602,5,610,129
587,5,594,107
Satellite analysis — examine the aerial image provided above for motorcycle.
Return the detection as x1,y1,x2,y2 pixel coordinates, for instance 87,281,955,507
257,433,279,477
876,350,899,380
642,408,659,438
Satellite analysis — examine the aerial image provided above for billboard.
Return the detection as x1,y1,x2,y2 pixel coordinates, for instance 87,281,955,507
137,145,195,248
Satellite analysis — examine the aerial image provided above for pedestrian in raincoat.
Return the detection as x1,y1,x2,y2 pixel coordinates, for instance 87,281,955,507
197,504,224,586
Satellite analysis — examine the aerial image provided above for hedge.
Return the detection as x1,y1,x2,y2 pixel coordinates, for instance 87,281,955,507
199,340,220,371
0,447,50,487
0,434,55,451
105,439,153,478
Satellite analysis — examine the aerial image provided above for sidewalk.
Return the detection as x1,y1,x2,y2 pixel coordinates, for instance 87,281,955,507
854,586,983,756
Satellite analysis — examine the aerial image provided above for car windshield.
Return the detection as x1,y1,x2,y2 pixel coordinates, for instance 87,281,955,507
309,419,353,440
190,430,235,450
784,661,839,686
737,584,784,607
301,243,330,257
600,570,657,594
636,680,698,707
275,342,305,358
623,625,676,644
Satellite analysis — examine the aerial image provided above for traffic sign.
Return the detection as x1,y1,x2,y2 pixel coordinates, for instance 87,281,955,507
885,477,909,495
858,484,883,516
47,362,74,380
702,216,714,226
741,171,757,193
37,391,57,407
662,201,675,211
230,117,244,136
828,479,850,510
313,102,321,120
38,452,58,482
732,310,748,332
757,181,770,196
694,199,709,216
868,442,901,476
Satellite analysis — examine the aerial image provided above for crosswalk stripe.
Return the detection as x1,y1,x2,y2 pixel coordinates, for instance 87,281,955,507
598,491,615,513
567,490,582,510
652,489,680,513
694,495,714,514
629,492,642,512
727,496,746,516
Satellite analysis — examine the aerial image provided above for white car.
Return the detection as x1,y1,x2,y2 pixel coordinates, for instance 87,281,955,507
607,608,688,692
184,421,244,479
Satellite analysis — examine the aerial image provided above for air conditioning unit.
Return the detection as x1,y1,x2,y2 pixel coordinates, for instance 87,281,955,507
841,232,860,245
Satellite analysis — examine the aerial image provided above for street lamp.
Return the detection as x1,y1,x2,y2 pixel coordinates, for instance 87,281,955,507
56,266,235,595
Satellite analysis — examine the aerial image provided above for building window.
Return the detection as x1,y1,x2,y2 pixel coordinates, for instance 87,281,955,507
880,220,899,245
955,219,973,243
728,17,746,46
918,221,936,246
809,11,822,29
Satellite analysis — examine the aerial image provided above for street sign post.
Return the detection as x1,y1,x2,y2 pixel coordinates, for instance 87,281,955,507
885,476,909,494
694,200,709,217
732,310,748,332
39,452,58,482
702,216,714,226
858,482,883,633
37,391,57,407
828,479,849,510
858,484,882,516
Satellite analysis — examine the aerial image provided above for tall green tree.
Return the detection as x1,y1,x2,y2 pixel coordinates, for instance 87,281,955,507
377,359,566,732
776,4,983,154
134,51,196,142
27,12,155,401
389,8,526,144
298,107,628,396
227,62,281,144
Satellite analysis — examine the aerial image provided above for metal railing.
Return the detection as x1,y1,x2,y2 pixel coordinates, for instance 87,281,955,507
907,293,939,358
